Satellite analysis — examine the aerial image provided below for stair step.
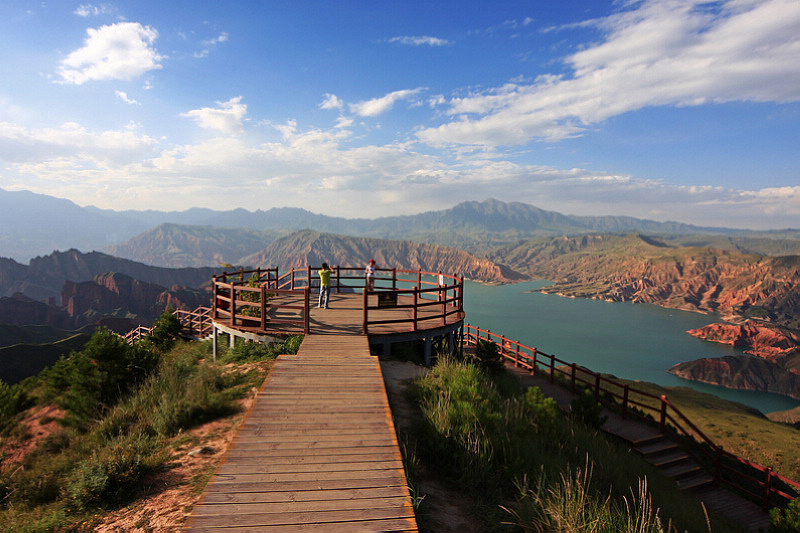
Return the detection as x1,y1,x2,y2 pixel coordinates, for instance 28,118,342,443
636,439,678,456
648,450,690,467
661,461,704,479
676,472,715,491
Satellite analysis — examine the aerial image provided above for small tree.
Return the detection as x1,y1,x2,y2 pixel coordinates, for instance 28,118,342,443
472,339,505,373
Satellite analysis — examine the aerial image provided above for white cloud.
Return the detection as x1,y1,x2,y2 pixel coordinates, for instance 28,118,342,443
417,0,800,146
73,4,113,17
115,90,140,105
319,93,343,110
349,88,424,117
57,22,163,84
194,32,229,58
180,96,247,135
389,36,449,46
3,115,798,227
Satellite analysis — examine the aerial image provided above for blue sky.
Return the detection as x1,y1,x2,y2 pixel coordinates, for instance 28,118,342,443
0,0,798,229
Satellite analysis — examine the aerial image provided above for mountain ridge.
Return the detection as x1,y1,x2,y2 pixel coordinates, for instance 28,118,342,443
8,188,800,263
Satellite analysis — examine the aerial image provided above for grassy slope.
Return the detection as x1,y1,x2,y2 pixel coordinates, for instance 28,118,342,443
615,377,800,482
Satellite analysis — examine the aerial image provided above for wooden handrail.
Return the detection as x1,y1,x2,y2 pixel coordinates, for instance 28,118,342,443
211,266,464,337
463,323,800,509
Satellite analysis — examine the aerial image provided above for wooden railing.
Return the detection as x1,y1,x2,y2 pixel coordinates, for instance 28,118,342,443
463,324,800,510
122,305,213,344
213,268,309,335
212,266,464,336
175,306,213,338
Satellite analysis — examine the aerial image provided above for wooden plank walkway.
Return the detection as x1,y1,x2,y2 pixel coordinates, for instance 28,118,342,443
186,334,418,531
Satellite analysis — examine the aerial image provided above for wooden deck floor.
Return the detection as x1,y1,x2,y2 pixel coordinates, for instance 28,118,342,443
186,335,418,532
219,291,463,337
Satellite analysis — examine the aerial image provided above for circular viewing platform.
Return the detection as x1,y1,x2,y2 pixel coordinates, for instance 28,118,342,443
211,266,466,359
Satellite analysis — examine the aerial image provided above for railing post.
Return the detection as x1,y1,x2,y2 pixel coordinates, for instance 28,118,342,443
230,283,236,327
659,395,668,433
260,285,266,331
440,282,446,326
362,288,369,334
392,267,397,290
304,287,310,334
622,385,629,419
212,276,217,320
570,363,577,392
291,268,295,290
335,266,341,293
549,355,555,383
531,348,537,375
763,467,773,509
594,373,601,401
307,265,312,290
413,286,418,331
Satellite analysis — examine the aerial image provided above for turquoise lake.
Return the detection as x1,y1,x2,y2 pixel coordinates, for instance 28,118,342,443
462,280,800,415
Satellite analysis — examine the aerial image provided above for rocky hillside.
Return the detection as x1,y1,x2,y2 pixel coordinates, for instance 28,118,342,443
0,249,219,302
494,234,800,330
669,356,800,400
240,230,526,283
687,322,800,359
105,224,286,268
0,272,208,330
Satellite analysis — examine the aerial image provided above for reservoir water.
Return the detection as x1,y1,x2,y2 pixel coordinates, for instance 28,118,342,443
463,280,800,415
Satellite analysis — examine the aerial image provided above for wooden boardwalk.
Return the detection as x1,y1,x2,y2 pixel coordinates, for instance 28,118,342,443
186,334,418,531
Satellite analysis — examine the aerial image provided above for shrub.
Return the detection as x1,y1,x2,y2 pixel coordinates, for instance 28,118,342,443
570,388,609,429
43,327,161,427
220,335,303,363
471,339,505,373
770,499,800,532
62,432,159,511
0,380,28,432
142,309,183,352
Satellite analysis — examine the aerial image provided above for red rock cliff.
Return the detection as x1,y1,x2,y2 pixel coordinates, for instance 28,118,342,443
687,321,800,359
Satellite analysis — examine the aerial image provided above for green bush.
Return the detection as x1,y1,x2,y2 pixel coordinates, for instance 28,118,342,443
0,380,28,432
220,335,303,363
62,432,159,511
412,357,730,532
142,309,183,352
770,499,800,532
471,339,505,373
43,327,160,427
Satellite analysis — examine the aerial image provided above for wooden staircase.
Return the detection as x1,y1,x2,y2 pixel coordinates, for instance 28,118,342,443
633,434,714,491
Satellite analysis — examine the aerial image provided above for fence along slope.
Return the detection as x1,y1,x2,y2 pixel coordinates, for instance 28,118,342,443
186,334,418,531
464,324,799,513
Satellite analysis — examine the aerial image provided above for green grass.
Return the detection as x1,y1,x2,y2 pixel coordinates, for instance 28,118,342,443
407,357,742,532
611,378,800,483
0,321,298,531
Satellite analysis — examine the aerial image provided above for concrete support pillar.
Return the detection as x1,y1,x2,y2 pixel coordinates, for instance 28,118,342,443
424,337,432,367
212,324,218,362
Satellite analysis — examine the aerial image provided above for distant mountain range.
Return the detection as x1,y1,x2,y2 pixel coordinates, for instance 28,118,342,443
5,188,799,264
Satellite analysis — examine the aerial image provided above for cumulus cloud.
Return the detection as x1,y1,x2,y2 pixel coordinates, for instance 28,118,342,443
389,35,449,46
417,0,800,146
3,113,798,227
180,96,247,135
57,22,163,84
319,93,344,110
349,88,424,117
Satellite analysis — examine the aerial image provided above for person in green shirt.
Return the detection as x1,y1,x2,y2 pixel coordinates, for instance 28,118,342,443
318,262,332,309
